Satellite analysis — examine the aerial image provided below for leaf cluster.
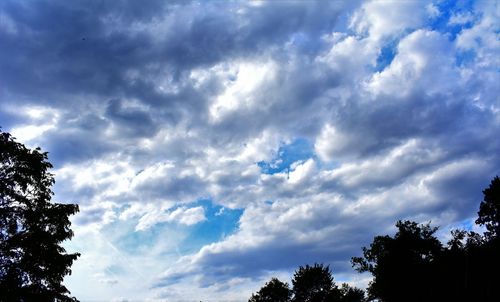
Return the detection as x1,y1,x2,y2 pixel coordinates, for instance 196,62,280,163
1,131,80,302
352,176,500,302
249,263,365,302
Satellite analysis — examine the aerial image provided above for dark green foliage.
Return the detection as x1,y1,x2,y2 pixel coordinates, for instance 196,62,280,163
0,131,80,301
250,264,365,302
249,277,291,302
476,176,500,239
352,176,500,302
338,283,365,302
352,221,442,302
435,229,496,302
292,263,339,302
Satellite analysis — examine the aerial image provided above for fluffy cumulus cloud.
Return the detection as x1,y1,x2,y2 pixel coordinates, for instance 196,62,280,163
1,0,499,301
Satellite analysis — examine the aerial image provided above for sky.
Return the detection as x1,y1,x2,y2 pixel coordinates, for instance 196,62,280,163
0,0,499,301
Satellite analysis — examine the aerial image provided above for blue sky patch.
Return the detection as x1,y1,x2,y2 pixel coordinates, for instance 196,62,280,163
455,49,476,67
107,199,243,255
181,199,243,254
428,0,477,40
458,218,474,231
258,138,315,175
375,38,399,72
109,219,164,254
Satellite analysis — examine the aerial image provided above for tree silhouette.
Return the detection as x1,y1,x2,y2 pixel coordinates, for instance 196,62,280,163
251,177,500,302
476,176,500,239
291,263,340,302
351,221,442,302
250,264,365,302
352,176,500,302
248,277,291,302
0,131,80,301
338,283,365,302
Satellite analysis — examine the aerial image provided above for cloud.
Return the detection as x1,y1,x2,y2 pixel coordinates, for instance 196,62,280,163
155,151,498,290
367,29,459,97
135,206,206,231
1,0,499,301
350,0,432,41
105,98,158,137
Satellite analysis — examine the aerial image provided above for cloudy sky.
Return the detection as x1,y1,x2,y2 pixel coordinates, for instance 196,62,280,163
1,0,499,301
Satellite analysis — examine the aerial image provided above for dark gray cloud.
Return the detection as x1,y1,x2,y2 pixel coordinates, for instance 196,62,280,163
0,0,349,166
0,0,345,106
1,0,499,300
105,98,158,137
43,128,115,166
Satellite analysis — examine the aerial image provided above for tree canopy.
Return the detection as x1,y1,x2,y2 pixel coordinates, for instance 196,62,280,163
249,277,292,302
0,131,80,301
351,221,443,302
476,176,500,239
338,283,366,302
292,263,339,302
352,176,500,302
249,263,365,302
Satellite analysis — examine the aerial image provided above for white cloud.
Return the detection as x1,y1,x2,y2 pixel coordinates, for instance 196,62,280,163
367,29,459,97
135,206,206,231
209,60,278,122
6,105,60,143
287,159,316,185
426,3,440,19
349,0,431,41
2,0,499,301
456,2,500,68
318,35,378,85
329,138,445,189
448,12,475,25
10,124,56,142
315,123,372,161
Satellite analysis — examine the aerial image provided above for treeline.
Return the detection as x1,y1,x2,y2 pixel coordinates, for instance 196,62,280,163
249,264,364,302
250,176,500,302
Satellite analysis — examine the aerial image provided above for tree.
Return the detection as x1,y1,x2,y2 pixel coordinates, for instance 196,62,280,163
250,263,365,302
351,221,442,302
351,177,500,302
338,283,365,302
249,277,292,302
291,263,339,302
0,131,80,301
435,228,496,302
476,176,500,239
